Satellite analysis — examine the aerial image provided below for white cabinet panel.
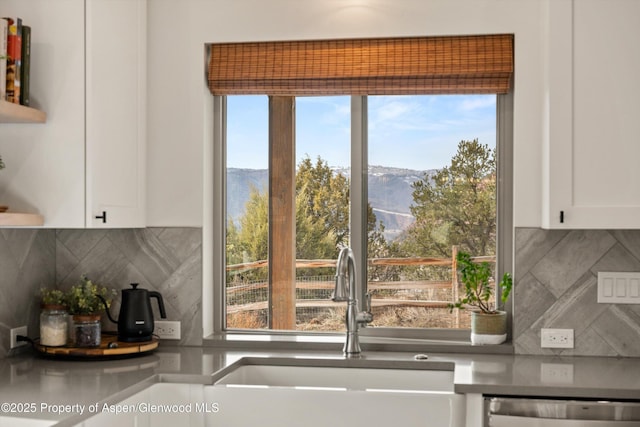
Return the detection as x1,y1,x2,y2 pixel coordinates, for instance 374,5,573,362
80,384,204,427
86,0,146,228
81,386,150,427
544,0,640,229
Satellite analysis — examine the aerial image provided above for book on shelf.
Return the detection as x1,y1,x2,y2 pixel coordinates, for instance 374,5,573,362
0,18,7,101
20,25,30,106
4,17,21,104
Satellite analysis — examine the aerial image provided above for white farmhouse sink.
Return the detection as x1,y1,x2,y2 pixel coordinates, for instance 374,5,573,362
206,357,466,427
215,363,454,392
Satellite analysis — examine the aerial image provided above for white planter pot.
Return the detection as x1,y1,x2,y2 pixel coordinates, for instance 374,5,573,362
470,310,507,345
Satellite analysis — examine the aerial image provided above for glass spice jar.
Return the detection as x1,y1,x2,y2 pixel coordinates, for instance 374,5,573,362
40,305,68,347
72,315,101,347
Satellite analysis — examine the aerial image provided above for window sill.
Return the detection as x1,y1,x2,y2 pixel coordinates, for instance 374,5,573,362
203,332,514,355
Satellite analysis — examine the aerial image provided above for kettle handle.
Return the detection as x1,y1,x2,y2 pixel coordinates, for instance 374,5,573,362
97,294,118,324
149,291,167,319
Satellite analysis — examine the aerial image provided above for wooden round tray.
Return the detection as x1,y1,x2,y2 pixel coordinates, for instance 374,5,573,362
35,334,158,359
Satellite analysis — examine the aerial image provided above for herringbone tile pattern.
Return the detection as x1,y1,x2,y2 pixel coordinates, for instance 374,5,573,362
56,228,203,346
514,228,640,356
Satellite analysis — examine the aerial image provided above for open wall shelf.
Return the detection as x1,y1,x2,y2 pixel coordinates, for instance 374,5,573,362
0,100,47,123
0,212,45,226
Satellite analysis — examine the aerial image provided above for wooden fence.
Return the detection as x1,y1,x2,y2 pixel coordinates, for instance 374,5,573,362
226,248,496,328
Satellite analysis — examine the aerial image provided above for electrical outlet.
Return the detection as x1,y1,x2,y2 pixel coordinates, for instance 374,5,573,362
541,328,574,348
10,326,28,349
155,320,181,340
541,363,574,384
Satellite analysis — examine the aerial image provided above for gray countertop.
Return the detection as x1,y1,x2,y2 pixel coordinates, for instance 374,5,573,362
1,345,639,424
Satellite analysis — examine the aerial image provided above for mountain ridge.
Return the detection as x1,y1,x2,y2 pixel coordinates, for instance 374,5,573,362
227,166,437,240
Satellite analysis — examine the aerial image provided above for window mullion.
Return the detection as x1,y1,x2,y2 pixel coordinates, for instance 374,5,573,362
350,96,368,309
213,95,226,334
496,91,514,334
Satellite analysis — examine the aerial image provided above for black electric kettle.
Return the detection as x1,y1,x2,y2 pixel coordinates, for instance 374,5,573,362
102,283,167,342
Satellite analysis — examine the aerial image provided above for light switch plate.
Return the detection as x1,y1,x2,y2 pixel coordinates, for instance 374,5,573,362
597,272,640,304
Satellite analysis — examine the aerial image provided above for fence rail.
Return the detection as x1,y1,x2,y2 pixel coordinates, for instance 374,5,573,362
227,298,451,314
227,254,496,272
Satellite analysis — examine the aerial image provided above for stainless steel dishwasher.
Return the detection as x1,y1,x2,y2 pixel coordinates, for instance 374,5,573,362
486,396,640,426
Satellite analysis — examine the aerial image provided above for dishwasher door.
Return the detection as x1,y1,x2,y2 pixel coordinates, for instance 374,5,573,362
486,397,640,427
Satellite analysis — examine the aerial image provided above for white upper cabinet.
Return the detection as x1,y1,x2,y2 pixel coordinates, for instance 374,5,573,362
543,0,640,229
86,0,146,228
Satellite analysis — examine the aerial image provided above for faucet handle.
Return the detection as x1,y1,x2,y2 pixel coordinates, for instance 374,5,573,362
357,292,374,324
365,292,372,312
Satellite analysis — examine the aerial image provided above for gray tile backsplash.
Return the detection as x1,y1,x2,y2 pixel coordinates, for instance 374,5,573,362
56,228,203,347
0,228,201,358
2,226,639,358
0,229,55,357
514,228,640,357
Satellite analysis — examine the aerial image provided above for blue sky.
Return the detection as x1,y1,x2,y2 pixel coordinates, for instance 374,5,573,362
227,94,496,171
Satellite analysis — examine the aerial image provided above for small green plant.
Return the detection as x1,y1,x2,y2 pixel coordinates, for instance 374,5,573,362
448,251,512,314
40,288,67,306
66,275,116,316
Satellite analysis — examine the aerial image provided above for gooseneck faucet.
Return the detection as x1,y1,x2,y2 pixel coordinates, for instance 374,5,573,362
332,247,373,357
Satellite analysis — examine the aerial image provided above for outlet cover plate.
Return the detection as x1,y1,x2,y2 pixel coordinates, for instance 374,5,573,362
155,320,181,340
541,328,574,348
10,326,28,349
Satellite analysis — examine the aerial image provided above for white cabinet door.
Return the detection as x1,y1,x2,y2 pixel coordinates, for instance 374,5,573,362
86,0,146,228
81,386,150,427
543,0,640,229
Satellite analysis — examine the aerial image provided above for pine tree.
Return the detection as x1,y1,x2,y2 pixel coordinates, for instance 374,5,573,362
402,138,496,259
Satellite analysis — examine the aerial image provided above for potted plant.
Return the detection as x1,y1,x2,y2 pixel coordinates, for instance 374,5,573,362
66,276,116,347
40,288,66,307
39,288,69,347
449,251,513,345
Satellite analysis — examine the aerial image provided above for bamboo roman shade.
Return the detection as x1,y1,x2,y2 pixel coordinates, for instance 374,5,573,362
207,34,513,96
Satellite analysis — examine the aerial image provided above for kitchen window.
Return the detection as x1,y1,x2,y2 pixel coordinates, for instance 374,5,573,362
209,35,514,340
